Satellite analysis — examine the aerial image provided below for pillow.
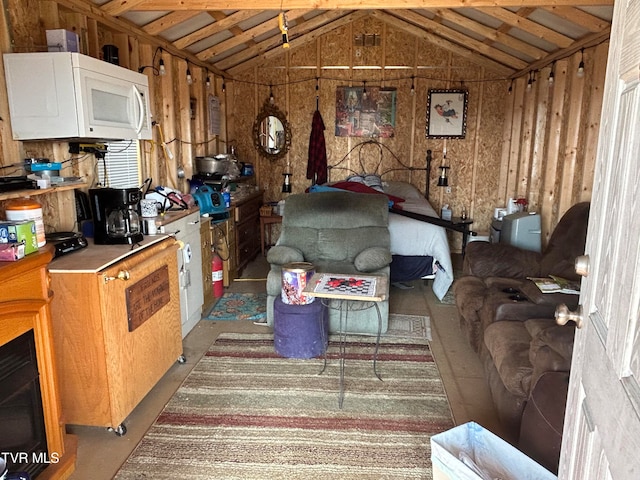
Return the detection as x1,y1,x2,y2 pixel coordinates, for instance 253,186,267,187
347,174,383,192
354,247,392,272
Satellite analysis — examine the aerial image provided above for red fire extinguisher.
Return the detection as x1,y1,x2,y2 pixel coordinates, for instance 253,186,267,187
212,251,224,297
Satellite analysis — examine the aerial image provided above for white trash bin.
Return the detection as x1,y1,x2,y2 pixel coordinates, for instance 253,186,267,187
430,422,556,480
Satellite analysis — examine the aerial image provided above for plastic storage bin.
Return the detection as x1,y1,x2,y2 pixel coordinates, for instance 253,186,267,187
430,422,556,480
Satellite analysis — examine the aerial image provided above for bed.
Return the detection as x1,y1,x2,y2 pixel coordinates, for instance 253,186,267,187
313,140,455,301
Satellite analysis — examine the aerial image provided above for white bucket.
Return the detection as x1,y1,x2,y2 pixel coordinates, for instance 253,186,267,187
5,197,46,247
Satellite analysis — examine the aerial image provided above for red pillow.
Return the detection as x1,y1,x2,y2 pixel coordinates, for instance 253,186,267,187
330,181,405,205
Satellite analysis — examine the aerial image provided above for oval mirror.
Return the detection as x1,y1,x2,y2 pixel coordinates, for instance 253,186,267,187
253,99,291,161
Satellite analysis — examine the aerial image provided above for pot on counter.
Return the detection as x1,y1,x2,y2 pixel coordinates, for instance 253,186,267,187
195,155,230,175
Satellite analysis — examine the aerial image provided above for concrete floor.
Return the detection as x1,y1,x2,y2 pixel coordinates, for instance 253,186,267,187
67,254,503,480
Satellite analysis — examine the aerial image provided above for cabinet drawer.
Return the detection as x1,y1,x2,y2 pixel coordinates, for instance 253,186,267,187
234,196,262,223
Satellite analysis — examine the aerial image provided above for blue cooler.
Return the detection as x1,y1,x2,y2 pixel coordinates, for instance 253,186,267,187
274,296,328,359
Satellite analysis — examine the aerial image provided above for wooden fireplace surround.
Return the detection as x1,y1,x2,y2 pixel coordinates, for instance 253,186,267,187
0,248,76,479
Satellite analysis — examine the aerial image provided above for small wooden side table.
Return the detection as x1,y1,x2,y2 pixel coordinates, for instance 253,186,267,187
260,214,282,256
304,272,388,408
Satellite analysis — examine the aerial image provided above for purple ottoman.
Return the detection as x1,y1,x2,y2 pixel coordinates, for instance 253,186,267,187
274,296,328,359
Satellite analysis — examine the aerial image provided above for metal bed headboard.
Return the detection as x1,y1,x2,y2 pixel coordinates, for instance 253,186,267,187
327,140,433,199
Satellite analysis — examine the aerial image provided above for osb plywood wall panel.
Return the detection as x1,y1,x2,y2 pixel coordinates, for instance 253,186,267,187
229,18,513,252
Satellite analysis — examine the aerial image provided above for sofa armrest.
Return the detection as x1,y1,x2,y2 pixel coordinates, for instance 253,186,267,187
462,242,543,278
526,319,575,386
267,245,304,266
354,247,392,272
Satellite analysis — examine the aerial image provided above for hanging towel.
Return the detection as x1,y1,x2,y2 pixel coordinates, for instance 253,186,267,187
307,110,327,185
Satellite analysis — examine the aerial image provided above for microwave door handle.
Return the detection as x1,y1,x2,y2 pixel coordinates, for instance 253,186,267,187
133,85,145,135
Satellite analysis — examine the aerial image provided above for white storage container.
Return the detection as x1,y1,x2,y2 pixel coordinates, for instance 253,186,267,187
431,422,556,480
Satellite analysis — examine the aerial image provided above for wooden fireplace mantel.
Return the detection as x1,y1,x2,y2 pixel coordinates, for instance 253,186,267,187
0,248,77,480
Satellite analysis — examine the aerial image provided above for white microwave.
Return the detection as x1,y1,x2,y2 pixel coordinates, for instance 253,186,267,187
3,52,152,141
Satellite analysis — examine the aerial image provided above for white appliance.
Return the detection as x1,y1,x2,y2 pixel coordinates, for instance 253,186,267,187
3,52,152,141
159,211,204,338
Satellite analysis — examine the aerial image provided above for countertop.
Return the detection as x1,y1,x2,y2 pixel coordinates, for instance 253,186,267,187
48,235,173,274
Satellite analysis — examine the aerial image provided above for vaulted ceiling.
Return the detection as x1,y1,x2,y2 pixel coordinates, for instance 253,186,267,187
60,0,614,78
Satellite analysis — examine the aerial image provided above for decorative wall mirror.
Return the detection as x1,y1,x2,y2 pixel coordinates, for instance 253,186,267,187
253,99,292,161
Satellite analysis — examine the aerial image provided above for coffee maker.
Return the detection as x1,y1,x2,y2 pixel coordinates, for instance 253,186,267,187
89,187,144,244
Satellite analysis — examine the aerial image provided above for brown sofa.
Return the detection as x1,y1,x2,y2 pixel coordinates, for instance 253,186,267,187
452,202,589,472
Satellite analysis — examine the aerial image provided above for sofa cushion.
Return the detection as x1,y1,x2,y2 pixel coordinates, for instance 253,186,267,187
483,321,533,397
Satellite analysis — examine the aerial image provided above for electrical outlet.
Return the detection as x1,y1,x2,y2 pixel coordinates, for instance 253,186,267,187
445,186,452,194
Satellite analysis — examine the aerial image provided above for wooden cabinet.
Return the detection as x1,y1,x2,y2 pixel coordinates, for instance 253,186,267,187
0,249,77,480
200,216,214,312
232,191,263,275
48,238,183,432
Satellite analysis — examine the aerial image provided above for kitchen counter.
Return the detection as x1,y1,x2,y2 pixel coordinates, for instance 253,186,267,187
48,234,173,273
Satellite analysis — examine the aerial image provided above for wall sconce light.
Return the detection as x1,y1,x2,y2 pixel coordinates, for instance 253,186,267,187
548,62,555,86
437,166,450,187
282,173,292,193
206,76,211,89
577,48,585,78
410,76,415,96
186,61,193,85
138,47,166,76
362,81,368,100
269,85,275,105
438,147,449,187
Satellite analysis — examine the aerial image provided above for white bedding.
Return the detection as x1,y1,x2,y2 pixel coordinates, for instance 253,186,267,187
384,181,454,300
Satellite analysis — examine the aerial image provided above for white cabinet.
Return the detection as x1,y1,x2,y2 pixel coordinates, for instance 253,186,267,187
161,211,204,338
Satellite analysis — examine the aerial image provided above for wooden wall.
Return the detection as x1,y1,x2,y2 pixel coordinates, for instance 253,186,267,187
230,16,508,251
229,17,608,251
499,43,608,244
0,0,226,232
0,5,608,252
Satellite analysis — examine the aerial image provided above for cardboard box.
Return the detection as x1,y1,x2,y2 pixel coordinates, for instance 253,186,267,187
0,242,26,261
1,220,38,254
46,29,79,52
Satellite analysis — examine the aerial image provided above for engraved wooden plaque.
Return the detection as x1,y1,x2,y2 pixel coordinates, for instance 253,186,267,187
126,265,171,331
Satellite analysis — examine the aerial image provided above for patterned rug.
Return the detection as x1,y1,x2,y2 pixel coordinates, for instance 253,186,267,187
385,313,431,340
205,292,267,321
115,333,454,479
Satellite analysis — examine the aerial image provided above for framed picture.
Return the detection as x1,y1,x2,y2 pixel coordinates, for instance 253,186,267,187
335,86,396,138
426,89,468,139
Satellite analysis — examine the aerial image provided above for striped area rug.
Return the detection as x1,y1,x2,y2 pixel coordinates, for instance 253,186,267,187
115,333,454,479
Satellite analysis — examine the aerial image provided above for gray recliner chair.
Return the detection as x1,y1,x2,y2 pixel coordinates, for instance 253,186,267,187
266,191,392,334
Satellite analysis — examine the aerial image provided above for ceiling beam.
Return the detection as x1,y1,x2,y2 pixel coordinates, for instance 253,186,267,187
143,11,202,36
133,0,613,11
541,6,611,32
479,7,575,48
196,9,313,60
172,10,257,50
54,0,227,76
431,8,547,60
225,10,364,75
371,10,516,76
388,9,529,70
512,26,610,77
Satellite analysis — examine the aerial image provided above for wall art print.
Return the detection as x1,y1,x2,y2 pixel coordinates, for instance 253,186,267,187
335,86,396,138
426,89,468,139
